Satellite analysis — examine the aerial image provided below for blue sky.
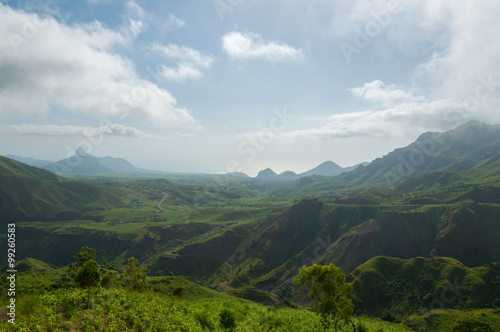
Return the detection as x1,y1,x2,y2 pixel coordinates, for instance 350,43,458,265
1,0,499,175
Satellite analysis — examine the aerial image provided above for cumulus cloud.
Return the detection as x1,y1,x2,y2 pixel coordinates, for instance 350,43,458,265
0,4,198,129
349,80,425,107
222,31,303,61
151,43,214,81
310,0,500,102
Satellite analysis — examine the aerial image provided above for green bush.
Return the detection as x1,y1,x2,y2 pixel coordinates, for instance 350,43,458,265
219,308,236,330
194,310,216,330
356,321,369,332
452,319,493,332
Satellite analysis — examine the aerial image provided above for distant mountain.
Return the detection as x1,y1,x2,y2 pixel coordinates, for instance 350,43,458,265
256,168,278,180
4,155,54,168
299,161,342,177
255,161,368,182
43,147,144,175
227,172,249,178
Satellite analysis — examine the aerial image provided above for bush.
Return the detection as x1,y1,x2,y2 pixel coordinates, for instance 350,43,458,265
452,319,493,332
356,321,369,332
194,310,215,330
219,308,236,330
173,287,184,298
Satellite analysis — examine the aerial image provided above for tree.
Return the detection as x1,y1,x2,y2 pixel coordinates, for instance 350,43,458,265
120,257,149,291
74,259,101,304
293,263,354,331
100,270,118,289
74,246,96,268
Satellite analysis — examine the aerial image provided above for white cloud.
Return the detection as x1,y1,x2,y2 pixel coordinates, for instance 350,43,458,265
0,4,198,130
160,64,203,81
152,44,214,68
349,80,425,107
151,43,214,81
310,0,500,103
123,1,147,38
222,31,303,61
283,98,494,140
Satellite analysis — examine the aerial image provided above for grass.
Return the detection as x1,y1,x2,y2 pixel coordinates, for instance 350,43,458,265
404,309,500,331
0,287,411,331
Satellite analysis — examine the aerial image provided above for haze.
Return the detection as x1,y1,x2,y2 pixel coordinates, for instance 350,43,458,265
1,0,499,176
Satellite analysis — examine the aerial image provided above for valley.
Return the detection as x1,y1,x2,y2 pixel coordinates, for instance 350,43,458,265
1,120,500,331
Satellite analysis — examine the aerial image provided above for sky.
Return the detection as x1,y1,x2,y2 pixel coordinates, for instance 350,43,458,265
1,0,500,176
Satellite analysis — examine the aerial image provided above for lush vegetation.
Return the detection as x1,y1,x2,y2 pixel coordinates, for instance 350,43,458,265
1,121,500,330
1,286,413,331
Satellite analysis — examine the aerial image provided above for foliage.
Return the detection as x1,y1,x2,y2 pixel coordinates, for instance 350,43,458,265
293,263,354,331
0,286,412,331
219,308,236,330
100,270,119,289
74,246,96,268
74,260,101,289
120,257,149,291
173,287,184,298
452,319,494,332
404,309,500,332
74,259,101,304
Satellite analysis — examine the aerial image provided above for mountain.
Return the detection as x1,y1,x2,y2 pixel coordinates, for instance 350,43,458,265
254,161,369,182
43,147,144,175
256,168,278,180
299,160,343,177
339,120,500,188
0,156,135,222
4,155,54,168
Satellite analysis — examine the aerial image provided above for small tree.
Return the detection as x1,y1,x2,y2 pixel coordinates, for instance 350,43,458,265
293,263,354,331
120,257,149,291
100,270,118,289
74,259,101,304
74,246,96,268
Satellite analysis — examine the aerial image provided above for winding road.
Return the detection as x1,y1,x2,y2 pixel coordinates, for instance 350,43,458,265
157,192,168,210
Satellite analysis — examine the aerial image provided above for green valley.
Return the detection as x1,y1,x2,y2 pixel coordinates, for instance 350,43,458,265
1,120,500,331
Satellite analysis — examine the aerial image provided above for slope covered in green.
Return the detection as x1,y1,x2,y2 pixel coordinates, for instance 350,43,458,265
0,156,138,223
350,256,500,322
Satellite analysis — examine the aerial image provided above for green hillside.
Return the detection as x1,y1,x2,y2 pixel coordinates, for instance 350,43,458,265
0,156,139,223
350,256,500,322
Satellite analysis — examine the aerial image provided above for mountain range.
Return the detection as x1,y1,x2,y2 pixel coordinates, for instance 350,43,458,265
2,119,500,323
255,161,369,182
5,147,368,179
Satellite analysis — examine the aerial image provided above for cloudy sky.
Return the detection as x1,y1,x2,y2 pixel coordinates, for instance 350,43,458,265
1,0,499,175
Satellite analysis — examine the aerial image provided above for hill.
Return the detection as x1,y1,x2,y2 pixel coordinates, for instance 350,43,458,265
267,120,500,197
0,156,137,223
350,256,500,322
4,155,54,168
342,120,500,188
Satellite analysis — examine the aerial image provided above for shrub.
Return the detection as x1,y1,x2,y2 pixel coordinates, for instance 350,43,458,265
219,308,236,330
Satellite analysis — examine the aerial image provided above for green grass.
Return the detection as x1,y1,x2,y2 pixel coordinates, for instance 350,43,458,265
404,309,500,331
0,287,411,331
